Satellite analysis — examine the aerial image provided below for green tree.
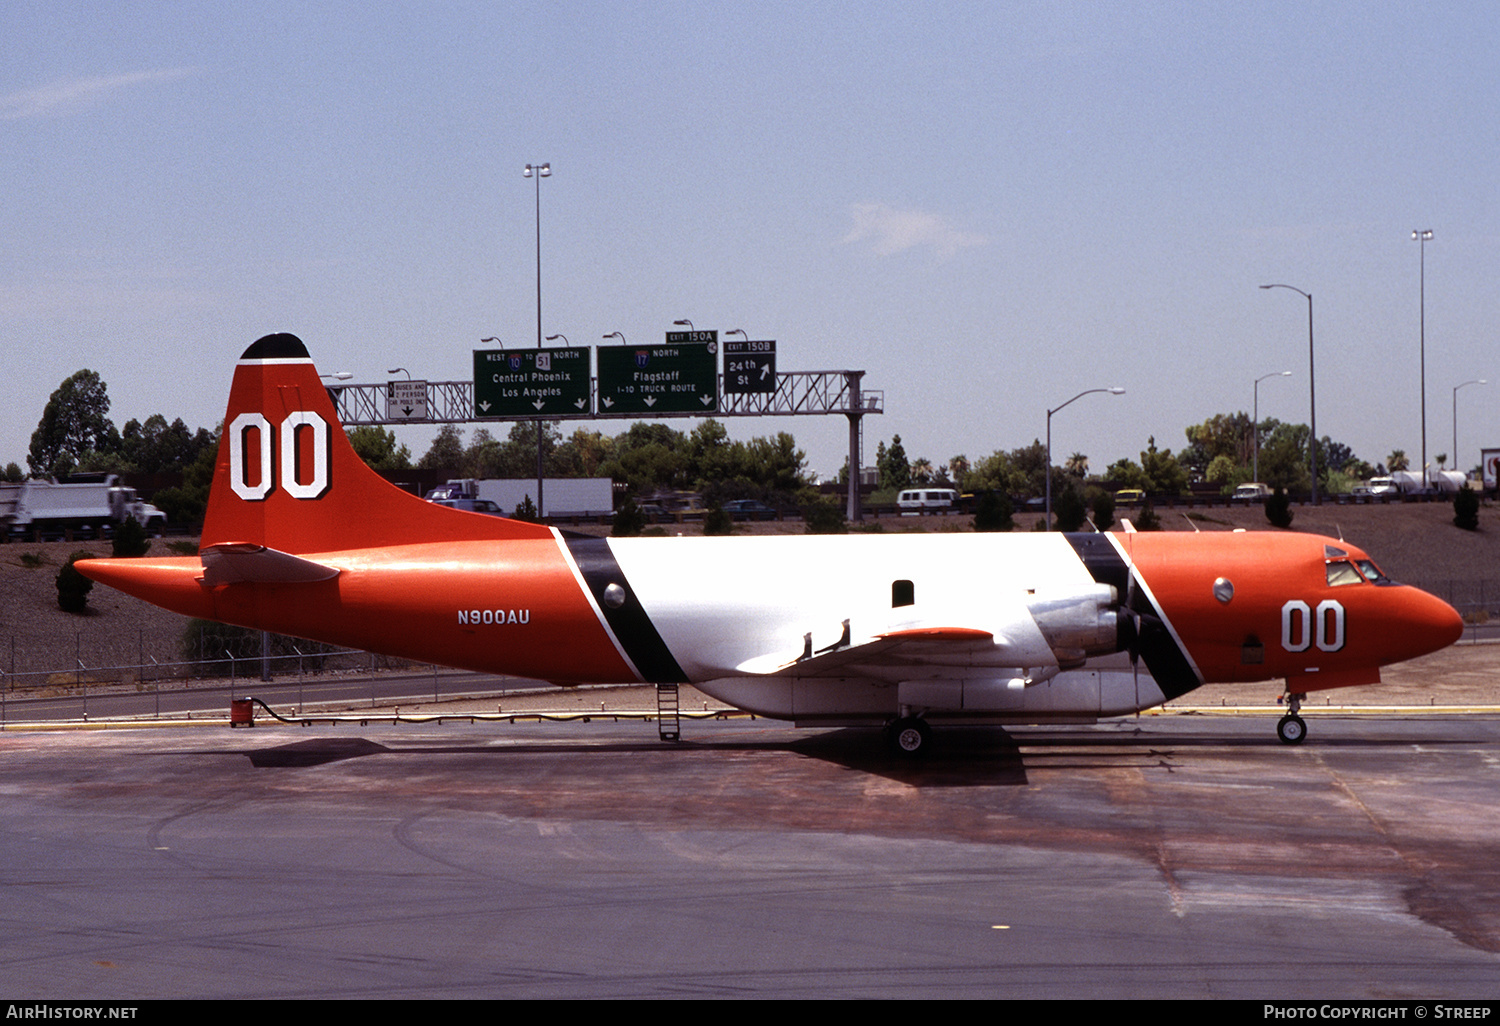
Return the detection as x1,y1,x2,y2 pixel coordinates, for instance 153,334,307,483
1105,457,1149,491
1259,424,1312,492
149,438,219,531
29,370,119,476
1205,454,1237,486
1140,437,1189,495
512,494,539,522
347,426,412,471
1183,412,1257,472
879,435,910,491
418,424,465,471
119,415,213,474
948,454,970,484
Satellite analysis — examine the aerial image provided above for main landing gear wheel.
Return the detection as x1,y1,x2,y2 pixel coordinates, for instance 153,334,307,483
888,716,932,756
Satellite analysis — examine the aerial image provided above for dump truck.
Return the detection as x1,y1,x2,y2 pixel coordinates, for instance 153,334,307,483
0,474,166,541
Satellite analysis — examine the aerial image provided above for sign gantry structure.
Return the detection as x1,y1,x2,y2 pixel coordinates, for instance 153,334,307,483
329,331,884,519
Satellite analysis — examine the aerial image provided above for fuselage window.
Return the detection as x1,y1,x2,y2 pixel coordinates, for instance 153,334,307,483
893,580,915,607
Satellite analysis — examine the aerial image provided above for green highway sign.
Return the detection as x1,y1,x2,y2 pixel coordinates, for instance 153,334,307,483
665,330,718,346
597,337,719,415
724,340,776,395
473,348,592,418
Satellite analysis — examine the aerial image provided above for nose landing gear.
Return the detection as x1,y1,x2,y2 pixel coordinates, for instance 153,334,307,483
1277,691,1307,745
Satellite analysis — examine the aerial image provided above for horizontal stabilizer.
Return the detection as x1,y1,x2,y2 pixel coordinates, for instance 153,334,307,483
200,543,341,586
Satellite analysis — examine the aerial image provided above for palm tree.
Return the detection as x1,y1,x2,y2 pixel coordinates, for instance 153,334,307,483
948,455,969,485
1387,450,1410,472
1065,452,1089,477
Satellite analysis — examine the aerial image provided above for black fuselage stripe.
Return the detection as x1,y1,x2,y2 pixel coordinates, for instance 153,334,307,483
564,537,689,684
1063,532,1201,700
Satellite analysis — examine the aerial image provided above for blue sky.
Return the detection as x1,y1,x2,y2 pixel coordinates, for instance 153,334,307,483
5,2,1498,481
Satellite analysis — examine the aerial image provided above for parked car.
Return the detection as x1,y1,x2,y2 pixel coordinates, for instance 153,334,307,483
1114,489,1145,506
431,498,506,516
897,488,958,514
722,499,778,521
1232,483,1272,503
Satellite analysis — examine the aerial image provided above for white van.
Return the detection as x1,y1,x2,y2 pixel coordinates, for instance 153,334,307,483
897,488,958,515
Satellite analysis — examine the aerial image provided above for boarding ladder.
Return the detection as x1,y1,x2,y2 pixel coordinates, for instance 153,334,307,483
656,684,681,742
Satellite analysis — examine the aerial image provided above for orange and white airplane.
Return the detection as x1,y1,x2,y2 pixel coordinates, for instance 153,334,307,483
79,334,1464,752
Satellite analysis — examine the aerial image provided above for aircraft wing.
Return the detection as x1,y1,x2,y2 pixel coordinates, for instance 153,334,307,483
200,543,342,586
735,622,997,676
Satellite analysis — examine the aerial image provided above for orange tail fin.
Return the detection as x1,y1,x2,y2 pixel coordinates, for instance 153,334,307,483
200,333,551,553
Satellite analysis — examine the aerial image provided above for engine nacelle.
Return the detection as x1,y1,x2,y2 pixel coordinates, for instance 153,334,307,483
1026,585,1120,668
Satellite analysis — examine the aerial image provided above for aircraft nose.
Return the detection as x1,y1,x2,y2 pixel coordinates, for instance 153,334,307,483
1403,586,1465,657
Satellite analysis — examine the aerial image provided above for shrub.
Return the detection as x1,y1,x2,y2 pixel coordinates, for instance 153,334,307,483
973,490,1014,532
1266,487,1294,529
1053,485,1088,532
703,505,733,536
803,496,847,535
56,550,94,613
112,516,151,557
612,498,645,537
1134,501,1162,531
1454,484,1480,531
1091,492,1116,532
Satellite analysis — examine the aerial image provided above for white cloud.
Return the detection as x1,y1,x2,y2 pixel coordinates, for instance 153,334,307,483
841,202,987,259
0,68,197,121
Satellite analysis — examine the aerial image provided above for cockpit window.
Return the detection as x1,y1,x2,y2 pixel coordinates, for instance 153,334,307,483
1355,559,1390,584
1326,560,1364,587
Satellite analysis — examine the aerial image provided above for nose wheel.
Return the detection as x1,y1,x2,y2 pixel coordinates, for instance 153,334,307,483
1277,692,1307,745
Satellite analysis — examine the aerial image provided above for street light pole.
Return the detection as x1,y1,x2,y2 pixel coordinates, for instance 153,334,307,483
1413,229,1433,490
1253,370,1292,484
1260,284,1317,504
1046,387,1124,531
1453,379,1487,478
523,162,551,518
